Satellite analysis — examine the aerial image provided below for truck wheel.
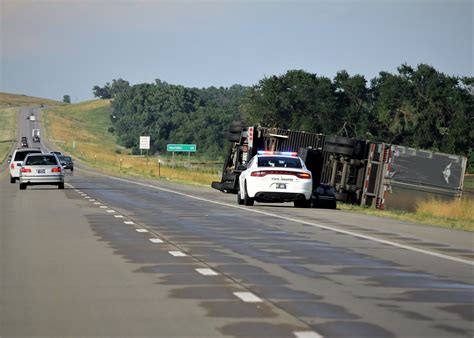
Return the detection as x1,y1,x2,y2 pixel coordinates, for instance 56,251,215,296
243,182,254,206
10,177,16,184
19,183,26,190
58,183,65,189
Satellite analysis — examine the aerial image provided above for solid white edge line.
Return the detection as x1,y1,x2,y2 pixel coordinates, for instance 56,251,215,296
294,331,324,338
149,238,163,243
233,292,263,303
169,251,187,257
77,168,474,266
196,268,218,276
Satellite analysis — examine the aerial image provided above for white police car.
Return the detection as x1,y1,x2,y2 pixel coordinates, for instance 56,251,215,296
237,151,313,207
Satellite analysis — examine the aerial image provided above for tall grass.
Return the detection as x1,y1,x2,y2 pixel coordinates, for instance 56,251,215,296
416,198,473,223
0,107,17,162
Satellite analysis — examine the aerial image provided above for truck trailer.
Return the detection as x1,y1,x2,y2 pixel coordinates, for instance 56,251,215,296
211,124,467,211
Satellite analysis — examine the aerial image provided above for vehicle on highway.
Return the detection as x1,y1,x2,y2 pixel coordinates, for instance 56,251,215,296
311,183,337,209
50,151,63,156
32,135,40,142
9,147,43,183
58,155,74,171
19,153,65,190
20,136,28,147
237,151,313,207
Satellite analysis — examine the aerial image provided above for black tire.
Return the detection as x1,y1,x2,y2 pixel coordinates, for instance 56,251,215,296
243,182,254,206
294,199,311,208
10,176,16,184
19,183,26,190
58,183,65,189
237,188,244,205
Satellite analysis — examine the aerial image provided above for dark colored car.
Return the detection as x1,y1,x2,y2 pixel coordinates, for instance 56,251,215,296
58,155,74,171
32,135,40,142
311,184,337,209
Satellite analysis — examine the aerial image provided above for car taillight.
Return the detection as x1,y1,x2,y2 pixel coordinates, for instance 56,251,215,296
251,171,268,177
52,167,62,173
296,172,311,179
20,168,31,173
251,170,311,179
10,163,14,169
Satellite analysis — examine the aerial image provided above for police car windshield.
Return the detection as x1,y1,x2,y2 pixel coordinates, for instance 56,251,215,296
257,156,302,168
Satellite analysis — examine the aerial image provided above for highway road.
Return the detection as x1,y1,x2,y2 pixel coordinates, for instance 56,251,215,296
0,107,473,337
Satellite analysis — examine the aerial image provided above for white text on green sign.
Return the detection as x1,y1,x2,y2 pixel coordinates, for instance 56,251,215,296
167,144,197,152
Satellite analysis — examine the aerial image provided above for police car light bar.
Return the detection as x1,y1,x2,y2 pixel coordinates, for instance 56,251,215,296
257,151,298,156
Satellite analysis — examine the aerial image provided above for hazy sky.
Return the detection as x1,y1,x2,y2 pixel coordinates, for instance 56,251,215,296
1,0,472,102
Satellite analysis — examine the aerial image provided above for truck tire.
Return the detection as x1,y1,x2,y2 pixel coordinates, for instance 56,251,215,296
19,183,26,190
58,183,65,189
10,177,15,184
243,182,254,206
226,132,241,142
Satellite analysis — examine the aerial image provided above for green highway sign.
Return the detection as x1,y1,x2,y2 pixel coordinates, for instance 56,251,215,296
167,144,197,152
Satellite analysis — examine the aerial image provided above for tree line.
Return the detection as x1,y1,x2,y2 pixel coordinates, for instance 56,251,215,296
93,64,473,166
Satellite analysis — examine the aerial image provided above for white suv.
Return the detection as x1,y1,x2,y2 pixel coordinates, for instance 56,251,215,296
238,151,313,207
9,148,43,183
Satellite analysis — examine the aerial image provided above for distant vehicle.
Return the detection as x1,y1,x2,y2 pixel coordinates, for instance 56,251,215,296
32,135,40,142
29,115,36,121
9,148,43,183
50,151,63,156
58,155,74,171
237,151,313,207
19,153,65,190
20,139,29,148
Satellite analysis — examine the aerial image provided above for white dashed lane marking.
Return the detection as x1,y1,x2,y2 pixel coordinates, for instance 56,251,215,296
124,221,134,225
136,229,148,233
233,292,263,303
149,238,163,243
99,206,107,209
169,251,187,257
106,210,115,213
93,202,101,205
195,268,218,276
114,215,124,218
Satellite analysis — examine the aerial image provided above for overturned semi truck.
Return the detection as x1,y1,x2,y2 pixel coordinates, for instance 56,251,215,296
211,125,467,211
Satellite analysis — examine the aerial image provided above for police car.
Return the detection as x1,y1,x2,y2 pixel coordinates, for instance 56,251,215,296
237,151,313,207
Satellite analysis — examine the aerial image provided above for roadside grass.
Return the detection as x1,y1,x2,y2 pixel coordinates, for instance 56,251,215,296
339,197,473,232
44,99,472,230
43,100,221,185
0,107,17,163
0,92,60,107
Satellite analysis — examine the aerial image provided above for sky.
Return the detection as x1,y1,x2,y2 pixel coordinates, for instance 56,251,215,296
0,0,472,102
